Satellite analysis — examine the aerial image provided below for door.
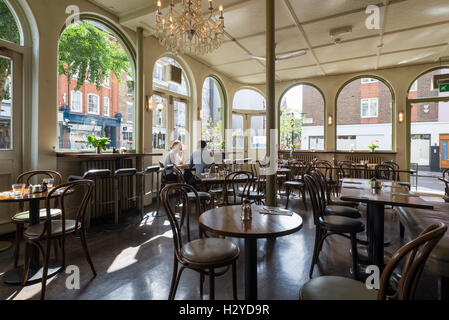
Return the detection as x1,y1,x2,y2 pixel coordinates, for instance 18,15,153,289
248,114,266,161
0,49,22,231
232,113,245,159
440,134,449,168
232,112,266,160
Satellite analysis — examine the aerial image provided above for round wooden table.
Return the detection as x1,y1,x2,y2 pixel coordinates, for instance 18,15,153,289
199,205,303,300
0,188,71,285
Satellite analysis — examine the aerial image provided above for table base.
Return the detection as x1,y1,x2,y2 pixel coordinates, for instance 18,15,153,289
245,238,258,300
3,260,63,285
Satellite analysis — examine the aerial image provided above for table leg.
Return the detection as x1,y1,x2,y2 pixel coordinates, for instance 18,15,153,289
244,238,258,300
3,199,63,285
367,203,385,272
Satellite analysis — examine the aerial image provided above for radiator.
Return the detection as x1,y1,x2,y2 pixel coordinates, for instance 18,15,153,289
344,154,385,164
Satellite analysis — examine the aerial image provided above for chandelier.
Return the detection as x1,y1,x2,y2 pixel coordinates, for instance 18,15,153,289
156,0,225,55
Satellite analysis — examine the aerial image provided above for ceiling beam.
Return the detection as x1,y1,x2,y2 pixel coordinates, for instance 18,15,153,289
375,0,390,69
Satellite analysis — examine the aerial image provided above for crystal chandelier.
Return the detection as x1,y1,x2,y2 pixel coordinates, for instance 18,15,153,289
156,0,225,55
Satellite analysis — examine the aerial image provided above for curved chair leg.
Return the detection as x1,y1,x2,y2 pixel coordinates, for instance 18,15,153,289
169,256,179,300
14,223,23,268
21,242,31,285
170,265,185,300
232,261,238,300
209,268,215,300
40,239,52,300
350,233,359,280
309,228,321,278
199,271,205,299
80,229,96,276
399,222,405,239
301,188,308,210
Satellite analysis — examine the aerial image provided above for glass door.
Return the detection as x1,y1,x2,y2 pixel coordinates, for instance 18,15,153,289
231,112,266,161
249,115,266,162
232,113,245,159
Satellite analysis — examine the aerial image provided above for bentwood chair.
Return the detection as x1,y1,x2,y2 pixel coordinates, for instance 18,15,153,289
439,169,449,203
374,164,396,180
225,171,252,205
304,172,365,280
21,180,96,300
161,183,239,300
300,223,447,300
12,170,63,268
283,163,311,210
314,160,339,196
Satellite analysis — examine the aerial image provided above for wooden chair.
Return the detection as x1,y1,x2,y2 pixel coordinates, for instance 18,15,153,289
374,164,396,180
160,183,239,300
283,163,311,210
314,160,339,196
224,171,252,205
382,160,400,180
21,180,96,300
338,160,357,179
304,172,365,280
439,168,449,203
300,223,447,300
12,170,63,268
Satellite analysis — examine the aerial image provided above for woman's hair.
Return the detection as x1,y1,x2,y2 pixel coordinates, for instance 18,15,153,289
170,140,182,150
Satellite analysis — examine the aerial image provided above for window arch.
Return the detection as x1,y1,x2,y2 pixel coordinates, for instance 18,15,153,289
336,76,394,151
0,0,21,45
407,67,449,172
279,83,325,151
233,89,265,111
152,56,190,150
202,76,225,150
57,19,136,151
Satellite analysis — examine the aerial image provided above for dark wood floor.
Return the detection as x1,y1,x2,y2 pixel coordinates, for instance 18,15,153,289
0,195,441,300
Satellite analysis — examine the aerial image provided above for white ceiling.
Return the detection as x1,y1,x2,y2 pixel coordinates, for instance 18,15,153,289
88,0,449,84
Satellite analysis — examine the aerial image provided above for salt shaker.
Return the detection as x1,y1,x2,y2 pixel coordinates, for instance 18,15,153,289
241,200,252,221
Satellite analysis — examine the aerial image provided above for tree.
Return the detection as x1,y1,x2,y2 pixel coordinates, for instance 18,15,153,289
58,21,131,91
0,0,20,105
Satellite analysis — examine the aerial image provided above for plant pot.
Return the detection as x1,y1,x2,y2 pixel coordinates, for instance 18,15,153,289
370,149,375,153
97,146,102,154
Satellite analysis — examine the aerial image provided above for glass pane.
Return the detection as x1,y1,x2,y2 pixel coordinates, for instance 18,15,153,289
408,68,449,99
233,89,265,110
152,95,168,150
202,77,223,150
337,77,393,151
0,0,21,44
0,55,12,150
57,21,135,151
153,57,189,96
232,114,244,149
250,116,266,148
174,101,186,144
280,84,325,151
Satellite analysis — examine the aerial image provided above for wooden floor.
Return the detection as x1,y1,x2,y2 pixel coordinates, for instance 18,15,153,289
0,195,441,300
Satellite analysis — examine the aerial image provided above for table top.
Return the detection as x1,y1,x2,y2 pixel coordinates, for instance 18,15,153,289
0,188,72,203
196,173,249,184
340,178,433,209
56,152,163,159
199,205,303,239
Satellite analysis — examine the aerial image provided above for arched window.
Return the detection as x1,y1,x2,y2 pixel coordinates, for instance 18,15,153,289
336,77,393,151
279,84,325,151
232,89,266,155
408,68,449,182
0,0,21,150
152,57,190,150
202,77,224,150
57,20,135,151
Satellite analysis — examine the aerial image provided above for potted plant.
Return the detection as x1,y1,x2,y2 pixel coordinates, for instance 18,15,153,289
290,144,297,158
86,135,110,154
367,142,379,152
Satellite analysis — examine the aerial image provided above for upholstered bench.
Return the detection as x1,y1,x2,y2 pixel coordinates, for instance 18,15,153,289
395,202,449,300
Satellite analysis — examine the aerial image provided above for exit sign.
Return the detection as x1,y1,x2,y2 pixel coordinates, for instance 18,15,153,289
439,84,449,92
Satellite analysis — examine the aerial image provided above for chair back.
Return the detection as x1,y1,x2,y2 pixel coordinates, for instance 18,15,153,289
313,160,334,180
16,170,63,212
225,171,252,205
172,165,186,183
159,161,165,169
40,180,94,239
160,183,201,261
378,223,447,300
374,164,395,180
338,161,356,179
382,161,400,180
303,172,327,226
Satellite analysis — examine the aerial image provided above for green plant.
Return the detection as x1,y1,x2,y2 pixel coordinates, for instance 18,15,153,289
367,143,379,151
86,135,109,151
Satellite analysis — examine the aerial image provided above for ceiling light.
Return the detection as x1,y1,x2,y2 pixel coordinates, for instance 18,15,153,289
329,26,353,38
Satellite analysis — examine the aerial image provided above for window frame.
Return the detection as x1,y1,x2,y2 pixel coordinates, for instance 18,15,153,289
87,93,100,115
360,98,379,118
361,78,378,84
103,96,110,116
70,90,83,113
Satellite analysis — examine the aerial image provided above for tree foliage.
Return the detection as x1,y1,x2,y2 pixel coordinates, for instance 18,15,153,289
58,21,131,91
202,117,223,150
280,106,304,150
0,0,20,104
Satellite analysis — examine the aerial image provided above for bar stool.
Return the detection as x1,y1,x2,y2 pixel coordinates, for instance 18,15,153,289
68,169,112,228
138,165,163,218
114,168,138,225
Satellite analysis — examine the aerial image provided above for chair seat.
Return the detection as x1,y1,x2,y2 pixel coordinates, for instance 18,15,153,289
12,208,62,223
187,192,211,200
319,215,364,233
300,276,377,300
24,219,77,239
181,238,239,264
284,181,304,187
325,205,361,219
